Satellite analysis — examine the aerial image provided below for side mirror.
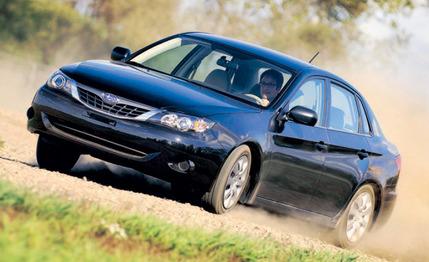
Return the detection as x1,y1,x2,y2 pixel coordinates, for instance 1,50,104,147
282,106,318,126
111,46,131,61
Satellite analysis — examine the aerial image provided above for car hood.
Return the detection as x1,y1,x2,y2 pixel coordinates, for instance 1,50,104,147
60,60,260,117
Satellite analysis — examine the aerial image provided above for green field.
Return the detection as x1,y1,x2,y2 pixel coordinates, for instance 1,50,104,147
0,180,362,262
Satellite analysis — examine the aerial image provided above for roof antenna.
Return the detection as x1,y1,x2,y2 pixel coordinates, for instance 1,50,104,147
308,51,320,64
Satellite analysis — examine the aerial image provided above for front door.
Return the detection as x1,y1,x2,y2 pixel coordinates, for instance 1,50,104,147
258,79,328,210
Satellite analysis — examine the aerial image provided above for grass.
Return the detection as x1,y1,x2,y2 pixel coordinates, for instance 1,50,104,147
0,181,361,262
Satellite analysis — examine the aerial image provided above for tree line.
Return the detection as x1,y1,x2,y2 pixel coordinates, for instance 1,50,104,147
0,0,415,64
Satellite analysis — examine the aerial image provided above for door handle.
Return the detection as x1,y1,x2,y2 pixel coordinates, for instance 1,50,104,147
357,150,369,160
315,142,328,152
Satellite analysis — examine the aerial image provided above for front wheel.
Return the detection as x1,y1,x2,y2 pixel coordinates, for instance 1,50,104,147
203,145,251,214
36,135,80,173
335,184,376,247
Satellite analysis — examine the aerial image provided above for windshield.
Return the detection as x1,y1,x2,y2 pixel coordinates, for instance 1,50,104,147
130,37,293,107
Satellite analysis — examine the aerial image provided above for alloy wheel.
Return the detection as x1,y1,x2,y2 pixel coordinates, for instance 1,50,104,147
346,191,373,242
223,155,249,209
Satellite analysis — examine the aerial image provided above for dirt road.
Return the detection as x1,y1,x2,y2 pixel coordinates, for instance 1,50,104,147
0,108,382,260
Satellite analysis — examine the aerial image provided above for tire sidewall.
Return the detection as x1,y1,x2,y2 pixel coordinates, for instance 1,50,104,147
208,145,252,214
336,184,375,248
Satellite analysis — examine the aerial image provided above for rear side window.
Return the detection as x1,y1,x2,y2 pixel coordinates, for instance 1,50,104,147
328,84,359,133
357,98,371,135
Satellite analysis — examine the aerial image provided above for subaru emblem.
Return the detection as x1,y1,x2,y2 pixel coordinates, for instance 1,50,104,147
101,93,119,105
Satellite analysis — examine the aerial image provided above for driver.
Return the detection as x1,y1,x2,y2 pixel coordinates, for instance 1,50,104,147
259,69,284,106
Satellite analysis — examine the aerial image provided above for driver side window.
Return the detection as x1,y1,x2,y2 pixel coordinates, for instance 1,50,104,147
287,79,324,126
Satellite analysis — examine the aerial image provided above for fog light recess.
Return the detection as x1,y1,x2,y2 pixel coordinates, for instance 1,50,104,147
168,160,195,173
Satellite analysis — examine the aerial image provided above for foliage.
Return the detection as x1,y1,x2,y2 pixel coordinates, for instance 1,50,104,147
0,181,361,261
183,0,414,61
89,0,179,50
0,0,107,63
0,0,416,64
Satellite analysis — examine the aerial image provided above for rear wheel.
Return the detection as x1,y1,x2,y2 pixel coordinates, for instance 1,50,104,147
36,135,80,173
335,184,375,247
203,145,251,214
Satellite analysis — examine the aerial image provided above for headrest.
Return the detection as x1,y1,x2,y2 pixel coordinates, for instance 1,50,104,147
204,69,229,90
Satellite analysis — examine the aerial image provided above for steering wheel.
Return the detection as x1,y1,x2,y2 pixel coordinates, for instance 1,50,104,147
244,93,263,105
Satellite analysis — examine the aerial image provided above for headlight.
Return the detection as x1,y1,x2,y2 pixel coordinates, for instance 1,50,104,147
47,70,77,95
151,112,215,133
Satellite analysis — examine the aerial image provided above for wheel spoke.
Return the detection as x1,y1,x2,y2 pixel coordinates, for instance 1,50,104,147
347,222,357,240
361,204,372,215
237,158,244,172
239,159,248,175
224,188,235,208
226,172,234,186
232,163,240,176
357,196,365,210
236,176,244,187
224,194,232,208
347,220,354,231
362,214,370,225
224,187,232,200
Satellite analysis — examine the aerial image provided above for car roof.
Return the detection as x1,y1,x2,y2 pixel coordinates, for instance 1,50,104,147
182,32,360,94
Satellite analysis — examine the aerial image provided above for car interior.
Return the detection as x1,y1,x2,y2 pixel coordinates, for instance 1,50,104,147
199,55,289,105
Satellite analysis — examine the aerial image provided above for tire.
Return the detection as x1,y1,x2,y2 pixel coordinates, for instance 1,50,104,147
36,135,80,173
203,145,251,214
335,184,376,248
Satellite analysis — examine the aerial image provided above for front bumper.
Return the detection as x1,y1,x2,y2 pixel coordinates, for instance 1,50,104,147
28,86,228,187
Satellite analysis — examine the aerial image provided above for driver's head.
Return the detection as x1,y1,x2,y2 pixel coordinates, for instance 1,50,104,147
260,69,284,101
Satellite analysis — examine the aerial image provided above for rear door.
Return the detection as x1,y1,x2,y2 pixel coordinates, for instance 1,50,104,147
258,78,328,210
308,81,370,216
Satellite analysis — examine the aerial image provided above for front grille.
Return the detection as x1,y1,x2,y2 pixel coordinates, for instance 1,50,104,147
77,87,149,118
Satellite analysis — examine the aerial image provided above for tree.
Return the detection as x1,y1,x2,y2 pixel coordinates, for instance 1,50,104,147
89,0,179,50
180,0,414,62
0,0,107,63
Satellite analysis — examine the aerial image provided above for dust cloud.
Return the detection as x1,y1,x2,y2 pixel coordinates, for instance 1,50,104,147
1,48,428,261
341,67,429,261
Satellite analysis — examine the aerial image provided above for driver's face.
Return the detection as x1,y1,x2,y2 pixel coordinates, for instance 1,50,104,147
260,76,278,100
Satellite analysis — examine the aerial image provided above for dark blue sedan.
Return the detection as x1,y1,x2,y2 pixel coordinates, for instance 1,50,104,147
27,32,400,247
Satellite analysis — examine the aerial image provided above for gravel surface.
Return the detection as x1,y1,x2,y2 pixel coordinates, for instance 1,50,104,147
0,108,384,261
